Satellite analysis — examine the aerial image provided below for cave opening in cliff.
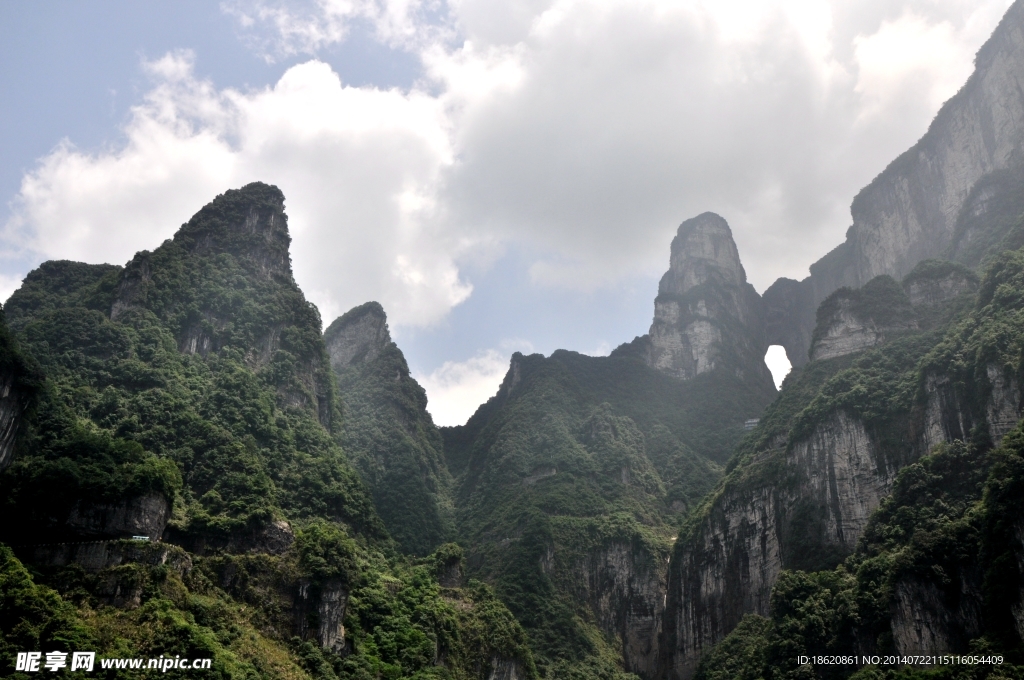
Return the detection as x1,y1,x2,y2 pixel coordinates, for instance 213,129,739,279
764,345,791,390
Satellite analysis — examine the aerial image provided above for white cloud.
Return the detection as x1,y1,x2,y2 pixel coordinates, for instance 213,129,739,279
3,51,470,327
853,11,973,121
0,274,24,307
3,0,1013,337
415,348,514,426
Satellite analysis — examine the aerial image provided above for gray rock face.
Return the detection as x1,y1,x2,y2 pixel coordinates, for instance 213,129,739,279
764,2,1024,365
296,578,350,654
27,539,192,574
0,373,24,472
809,298,917,361
787,412,897,550
1014,519,1024,642
664,353,1024,678
24,541,192,610
922,364,1022,451
763,278,816,368
904,271,979,308
575,542,667,678
891,575,983,656
664,410,921,679
638,213,772,386
664,486,781,680
324,301,391,370
487,657,527,680
65,492,171,541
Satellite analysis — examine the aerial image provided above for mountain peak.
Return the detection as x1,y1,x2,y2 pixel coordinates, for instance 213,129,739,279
626,212,771,385
325,301,392,371
659,212,747,297
171,182,291,281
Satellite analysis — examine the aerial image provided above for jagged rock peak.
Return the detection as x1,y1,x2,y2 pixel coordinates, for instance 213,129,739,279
659,212,747,296
621,212,772,384
325,301,392,371
172,182,291,280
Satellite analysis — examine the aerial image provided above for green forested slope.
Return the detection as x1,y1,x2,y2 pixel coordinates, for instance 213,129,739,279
443,348,774,678
0,184,534,680
327,303,455,557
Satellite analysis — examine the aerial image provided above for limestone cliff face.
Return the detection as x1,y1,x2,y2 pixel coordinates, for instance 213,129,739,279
922,363,1023,452
0,372,24,472
574,541,667,678
808,277,918,362
904,267,979,309
487,657,528,680
663,364,1024,678
663,486,781,680
848,1,1024,283
809,298,903,361
662,411,903,678
766,0,1024,364
636,213,772,387
296,578,349,654
890,574,983,656
0,310,36,472
325,302,390,370
763,278,816,369
65,492,171,541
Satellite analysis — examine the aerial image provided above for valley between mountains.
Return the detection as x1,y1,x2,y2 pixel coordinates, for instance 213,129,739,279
7,3,1024,679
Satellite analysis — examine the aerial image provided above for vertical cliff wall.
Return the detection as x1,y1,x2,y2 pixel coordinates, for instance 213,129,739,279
0,308,38,472
625,213,773,390
662,248,1024,679
766,0,1024,365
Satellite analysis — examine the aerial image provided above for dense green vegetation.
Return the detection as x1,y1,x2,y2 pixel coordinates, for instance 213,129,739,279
0,184,534,680
7,176,1024,680
442,347,774,677
329,305,454,557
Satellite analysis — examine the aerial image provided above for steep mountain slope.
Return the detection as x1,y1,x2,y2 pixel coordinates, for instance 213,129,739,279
765,0,1024,366
661,252,1024,679
442,215,777,679
325,302,455,556
0,184,535,680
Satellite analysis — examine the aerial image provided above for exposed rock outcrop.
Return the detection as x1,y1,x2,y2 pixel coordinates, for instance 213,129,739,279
663,410,915,679
626,213,773,388
0,373,25,472
325,301,390,370
891,575,983,656
763,277,816,369
902,261,980,309
575,541,667,678
26,540,192,575
808,276,917,362
0,308,37,472
66,492,170,541
487,657,527,680
663,486,781,680
296,578,349,654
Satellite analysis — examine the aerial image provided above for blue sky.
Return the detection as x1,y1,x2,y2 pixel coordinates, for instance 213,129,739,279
0,0,1011,424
